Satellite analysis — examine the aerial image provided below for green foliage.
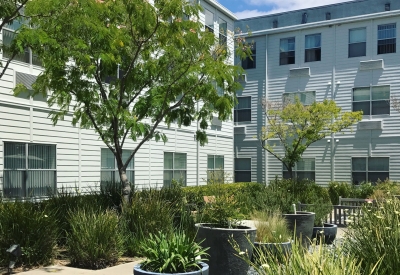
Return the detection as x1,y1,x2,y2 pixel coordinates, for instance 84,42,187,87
140,231,208,273
344,199,400,274
261,98,362,176
328,182,375,204
371,179,400,200
0,202,58,267
252,211,291,243
66,208,125,269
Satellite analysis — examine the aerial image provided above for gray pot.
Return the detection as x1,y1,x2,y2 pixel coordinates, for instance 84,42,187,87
312,223,338,245
133,262,209,275
283,211,315,246
195,223,256,275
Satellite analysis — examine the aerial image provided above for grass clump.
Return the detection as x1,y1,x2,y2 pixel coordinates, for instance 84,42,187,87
66,208,125,269
252,211,291,243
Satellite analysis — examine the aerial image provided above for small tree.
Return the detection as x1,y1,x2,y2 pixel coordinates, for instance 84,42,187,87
0,0,29,79
15,0,250,201
261,97,362,178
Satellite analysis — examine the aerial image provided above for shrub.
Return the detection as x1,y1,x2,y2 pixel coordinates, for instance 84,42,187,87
0,202,58,267
139,231,208,273
328,182,375,204
252,211,291,243
66,208,125,269
344,199,400,274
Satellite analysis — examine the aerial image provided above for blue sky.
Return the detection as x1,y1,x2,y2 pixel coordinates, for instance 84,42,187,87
216,0,350,19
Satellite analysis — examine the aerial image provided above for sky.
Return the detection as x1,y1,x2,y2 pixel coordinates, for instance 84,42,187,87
216,0,351,19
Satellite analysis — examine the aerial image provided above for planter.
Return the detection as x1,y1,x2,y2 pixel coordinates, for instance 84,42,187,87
283,211,315,246
312,223,338,245
195,223,256,275
133,262,209,275
252,241,292,263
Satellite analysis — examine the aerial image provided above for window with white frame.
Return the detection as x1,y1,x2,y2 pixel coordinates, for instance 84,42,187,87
234,96,251,122
164,152,187,187
100,148,134,184
283,91,315,105
204,9,214,33
283,158,315,181
242,42,256,69
207,155,224,182
352,86,390,115
3,142,56,198
352,157,389,184
378,23,396,54
2,11,41,66
305,34,321,62
218,17,227,48
280,37,295,65
235,158,251,182
349,28,366,58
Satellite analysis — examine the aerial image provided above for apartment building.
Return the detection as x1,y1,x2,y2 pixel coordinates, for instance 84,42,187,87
0,0,236,198
234,0,400,185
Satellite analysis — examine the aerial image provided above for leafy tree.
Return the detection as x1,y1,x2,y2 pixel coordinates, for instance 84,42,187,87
260,98,362,178
0,0,29,78
16,0,249,200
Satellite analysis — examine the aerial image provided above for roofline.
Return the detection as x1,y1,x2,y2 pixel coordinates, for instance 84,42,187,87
201,0,237,20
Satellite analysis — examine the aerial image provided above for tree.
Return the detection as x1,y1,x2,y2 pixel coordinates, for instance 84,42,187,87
260,97,362,179
16,0,248,201
0,0,29,79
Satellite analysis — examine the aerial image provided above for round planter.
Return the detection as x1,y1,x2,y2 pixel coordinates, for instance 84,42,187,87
195,223,256,275
133,262,209,275
283,211,315,246
312,223,338,245
252,241,292,263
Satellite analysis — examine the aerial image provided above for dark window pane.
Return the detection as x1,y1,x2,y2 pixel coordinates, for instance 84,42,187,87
242,56,256,69
378,38,396,54
27,170,56,196
305,48,321,62
283,171,291,179
3,170,26,198
368,172,389,183
235,171,251,182
297,171,315,181
371,100,390,115
173,170,186,186
234,109,251,122
352,157,366,171
353,102,370,115
235,158,251,170
368,157,389,171
352,172,366,185
349,42,366,57
280,51,295,65
4,142,26,169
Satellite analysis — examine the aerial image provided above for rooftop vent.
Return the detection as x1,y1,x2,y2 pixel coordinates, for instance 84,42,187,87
273,19,278,28
326,12,331,20
302,13,308,24
385,3,390,11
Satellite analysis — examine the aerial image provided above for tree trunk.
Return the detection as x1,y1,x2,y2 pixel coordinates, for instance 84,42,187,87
118,168,131,203
288,167,294,179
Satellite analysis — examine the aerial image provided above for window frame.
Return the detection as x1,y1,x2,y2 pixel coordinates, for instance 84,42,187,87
304,33,321,62
352,85,390,116
234,96,251,123
242,42,256,69
163,152,187,187
3,141,57,198
204,8,214,33
348,27,367,58
377,23,396,55
352,157,389,184
234,158,252,182
280,37,295,65
100,148,135,185
207,155,224,183
283,158,315,181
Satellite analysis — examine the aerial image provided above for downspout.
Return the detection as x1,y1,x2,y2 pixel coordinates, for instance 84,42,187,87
196,101,199,186
331,24,337,183
264,33,269,186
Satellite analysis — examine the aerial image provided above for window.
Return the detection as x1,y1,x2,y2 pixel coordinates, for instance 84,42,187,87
234,96,251,122
283,91,315,105
207,155,224,183
204,9,214,33
353,86,390,115
280,37,295,65
218,18,227,48
3,142,56,198
283,158,315,181
235,158,251,182
352,157,389,184
100,148,134,184
2,11,41,66
378,23,396,54
305,34,321,62
349,28,366,58
164,152,187,187
242,42,256,69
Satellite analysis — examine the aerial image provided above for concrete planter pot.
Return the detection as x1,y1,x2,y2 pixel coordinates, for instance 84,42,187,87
133,262,209,275
312,223,338,245
195,223,256,275
283,211,315,246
